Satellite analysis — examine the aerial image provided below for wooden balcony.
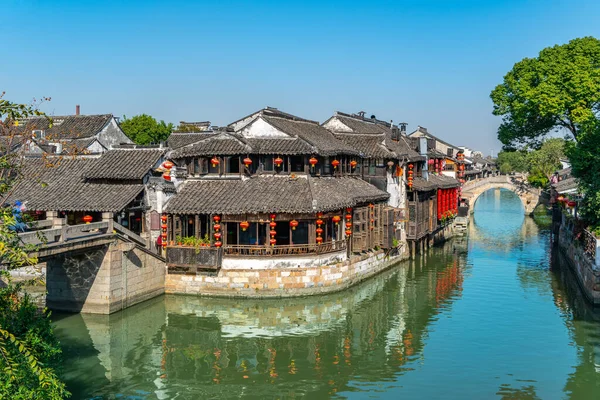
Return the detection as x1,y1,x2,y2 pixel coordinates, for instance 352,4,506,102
224,240,347,257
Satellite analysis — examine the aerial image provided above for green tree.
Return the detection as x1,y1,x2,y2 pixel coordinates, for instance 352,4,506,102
496,150,528,174
526,138,565,188
120,114,173,145
0,94,70,399
490,37,600,148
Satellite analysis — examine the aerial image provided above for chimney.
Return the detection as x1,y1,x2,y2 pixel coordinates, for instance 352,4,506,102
76,105,80,116
419,136,429,181
399,122,407,134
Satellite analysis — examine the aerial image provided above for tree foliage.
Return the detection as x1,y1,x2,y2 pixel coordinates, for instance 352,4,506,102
0,94,70,399
120,114,173,145
491,37,600,148
497,150,528,174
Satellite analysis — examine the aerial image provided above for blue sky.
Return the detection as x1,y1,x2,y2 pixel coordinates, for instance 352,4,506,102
3,0,600,154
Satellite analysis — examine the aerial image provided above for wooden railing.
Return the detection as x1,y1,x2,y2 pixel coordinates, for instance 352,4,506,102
224,240,347,257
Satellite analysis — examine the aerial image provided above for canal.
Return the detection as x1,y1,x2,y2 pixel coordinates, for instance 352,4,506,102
53,189,600,399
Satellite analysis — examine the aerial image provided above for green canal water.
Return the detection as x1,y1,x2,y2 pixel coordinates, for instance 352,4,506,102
53,189,600,399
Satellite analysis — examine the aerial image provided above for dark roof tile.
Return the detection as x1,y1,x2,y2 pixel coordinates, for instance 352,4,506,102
85,148,164,180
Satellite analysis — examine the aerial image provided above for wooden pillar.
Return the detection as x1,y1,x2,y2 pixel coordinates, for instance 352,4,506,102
195,215,200,238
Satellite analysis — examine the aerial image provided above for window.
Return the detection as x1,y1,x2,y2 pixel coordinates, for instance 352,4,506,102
290,155,303,172
323,157,331,175
194,158,208,175
369,160,376,176
262,156,274,172
32,130,44,140
227,157,240,174
447,148,454,157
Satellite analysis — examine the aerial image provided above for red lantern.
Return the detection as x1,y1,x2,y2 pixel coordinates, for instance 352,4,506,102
163,173,171,181
215,241,222,248
332,159,340,169
309,157,318,168
213,223,221,231
274,157,283,167
161,223,167,230
162,241,167,248
163,161,174,169
243,157,253,167
270,238,277,246
346,207,352,213
345,222,352,228
345,214,352,221
240,221,250,231
316,227,324,235
408,163,414,170
161,232,167,239
213,215,221,223
567,200,576,207
270,230,277,237
332,215,341,224
211,157,220,167
269,221,277,229
83,215,93,224
290,220,298,230
270,213,277,221
345,229,352,236
161,215,168,222
316,219,323,226
214,232,222,240
316,236,323,244
350,160,357,168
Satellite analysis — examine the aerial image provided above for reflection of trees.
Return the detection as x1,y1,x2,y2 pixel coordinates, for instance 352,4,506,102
550,248,600,398
54,243,467,399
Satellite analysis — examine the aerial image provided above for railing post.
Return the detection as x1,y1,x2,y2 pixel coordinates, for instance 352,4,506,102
102,212,114,233
47,211,65,229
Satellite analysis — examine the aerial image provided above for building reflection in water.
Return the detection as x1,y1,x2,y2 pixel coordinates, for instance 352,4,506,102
53,243,467,399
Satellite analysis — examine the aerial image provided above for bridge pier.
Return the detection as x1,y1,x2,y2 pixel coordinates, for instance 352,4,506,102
46,238,165,314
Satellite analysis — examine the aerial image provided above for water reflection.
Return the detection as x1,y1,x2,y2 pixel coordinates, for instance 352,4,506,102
52,188,600,399
53,244,466,399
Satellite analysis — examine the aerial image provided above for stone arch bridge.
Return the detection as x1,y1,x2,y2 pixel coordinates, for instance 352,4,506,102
461,175,544,215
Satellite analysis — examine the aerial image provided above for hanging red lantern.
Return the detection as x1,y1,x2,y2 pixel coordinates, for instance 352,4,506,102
274,157,283,167
290,220,299,230
211,157,220,167
332,215,341,224
240,221,250,231
270,213,276,221
316,227,324,235
270,238,277,246
408,163,414,170
83,215,93,224
316,236,323,244
350,160,358,168
269,221,277,229
243,157,253,167
345,214,352,221
309,157,318,168
428,159,434,165
213,215,221,223
162,241,167,248
345,229,352,236
316,219,323,226
567,200,576,207
213,223,221,231
161,215,168,222
345,222,352,228
346,207,352,213
316,212,323,218
161,232,167,239
163,173,171,181
163,161,174,169
270,230,277,237
214,241,222,248
214,232,222,240
332,159,340,169
161,223,167,230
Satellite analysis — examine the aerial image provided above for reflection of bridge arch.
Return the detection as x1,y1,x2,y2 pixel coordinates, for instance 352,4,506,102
462,175,542,215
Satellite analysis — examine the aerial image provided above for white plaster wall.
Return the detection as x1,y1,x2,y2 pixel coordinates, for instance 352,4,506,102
87,140,106,154
98,118,133,149
230,112,261,132
221,250,347,270
322,117,352,133
386,170,401,208
240,117,290,138
442,170,456,178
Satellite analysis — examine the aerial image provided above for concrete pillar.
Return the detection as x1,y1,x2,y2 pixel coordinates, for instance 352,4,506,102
47,210,65,228
102,212,114,233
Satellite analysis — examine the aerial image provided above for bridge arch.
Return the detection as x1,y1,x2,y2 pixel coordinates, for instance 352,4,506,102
461,175,542,215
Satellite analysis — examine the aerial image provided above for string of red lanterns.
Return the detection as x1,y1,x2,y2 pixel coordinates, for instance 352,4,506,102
345,207,352,237
270,213,277,246
161,214,168,248
407,163,414,190
213,215,222,248
316,212,323,244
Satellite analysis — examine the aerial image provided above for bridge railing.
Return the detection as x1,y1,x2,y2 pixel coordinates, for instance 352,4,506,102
463,175,510,191
18,221,111,246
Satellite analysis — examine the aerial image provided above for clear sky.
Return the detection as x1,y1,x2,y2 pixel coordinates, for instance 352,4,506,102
3,0,600,154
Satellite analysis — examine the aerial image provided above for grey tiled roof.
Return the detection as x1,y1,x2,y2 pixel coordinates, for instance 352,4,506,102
553,177,578,193
85,148,164,180
411,175,460,191
164,176,389,214
167,132,217,149
263,116,358,156
333,134,394,158
16,114,113,139
6,158,144,212
244,137,316,155
333,114,394,135
170,133,252,159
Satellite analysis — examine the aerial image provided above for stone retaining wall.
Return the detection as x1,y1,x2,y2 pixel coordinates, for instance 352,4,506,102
166,247,409,298
557,225,600,305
